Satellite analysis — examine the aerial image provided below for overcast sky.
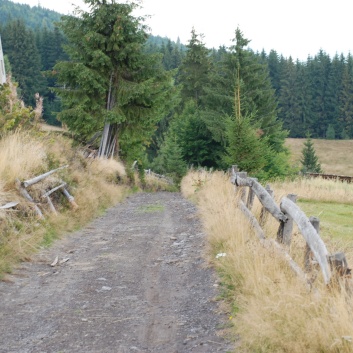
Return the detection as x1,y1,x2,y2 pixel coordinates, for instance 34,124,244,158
11,0,353,61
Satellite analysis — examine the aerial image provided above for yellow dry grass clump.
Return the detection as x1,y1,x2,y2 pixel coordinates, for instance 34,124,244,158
181,170,353,353
0,131,128,275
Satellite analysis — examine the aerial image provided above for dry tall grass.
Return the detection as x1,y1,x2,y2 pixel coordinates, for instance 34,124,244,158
0,131,128,276
182,170,353,353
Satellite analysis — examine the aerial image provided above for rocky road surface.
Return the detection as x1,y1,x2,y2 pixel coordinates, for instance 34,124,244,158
0,192,233,353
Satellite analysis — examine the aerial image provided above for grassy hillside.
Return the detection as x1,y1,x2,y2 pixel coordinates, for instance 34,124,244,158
286,138,353,176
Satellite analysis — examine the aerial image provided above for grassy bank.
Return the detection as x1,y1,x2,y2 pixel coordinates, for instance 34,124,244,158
0,130,128,277
182,170,353,352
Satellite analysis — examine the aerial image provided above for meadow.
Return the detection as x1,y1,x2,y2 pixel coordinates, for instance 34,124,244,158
285,138,353,176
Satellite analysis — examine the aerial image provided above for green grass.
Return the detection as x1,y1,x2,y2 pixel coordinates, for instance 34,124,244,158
299,199,353,241
138,204,164,213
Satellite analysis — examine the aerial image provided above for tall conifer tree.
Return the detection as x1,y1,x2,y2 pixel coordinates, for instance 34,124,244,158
55,0,174,161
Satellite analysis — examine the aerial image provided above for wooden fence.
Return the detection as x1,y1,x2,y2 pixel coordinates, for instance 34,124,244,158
306,172,353,183
144,169,174,185
0,165,77,219
231,165,351,288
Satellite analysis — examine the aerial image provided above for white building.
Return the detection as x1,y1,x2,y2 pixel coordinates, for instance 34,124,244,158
0,36,6,85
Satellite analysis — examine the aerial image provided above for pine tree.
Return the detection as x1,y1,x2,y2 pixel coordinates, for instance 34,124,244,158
55,0,174,161
178,28,210,106
300,136,322,174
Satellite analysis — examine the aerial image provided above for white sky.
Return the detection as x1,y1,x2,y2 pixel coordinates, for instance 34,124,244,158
11,0,353,61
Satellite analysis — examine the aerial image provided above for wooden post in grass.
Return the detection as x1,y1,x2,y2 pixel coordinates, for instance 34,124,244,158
304,216,320,272
277,194,297,245
259,185,274,226
328,252,351,277
62,188,78,209
246,178,257,210
237,172,248,202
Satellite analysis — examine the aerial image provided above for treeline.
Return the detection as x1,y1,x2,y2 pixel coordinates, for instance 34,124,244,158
262,50,353,139
0,19,67,124
1,0,352,182
0,0,61,30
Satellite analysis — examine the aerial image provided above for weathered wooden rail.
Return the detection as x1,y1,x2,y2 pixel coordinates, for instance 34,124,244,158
144,169,174,185
306,172,353,183
0,165,77,219
231,166,351,287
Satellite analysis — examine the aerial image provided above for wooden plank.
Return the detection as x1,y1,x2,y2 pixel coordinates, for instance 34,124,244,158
42,183,67,198
45,196,57,215
236,175,287,223
16,179,44,219
239,200,265,240
0,202,19,209
23,165,68,188
280,196,331,284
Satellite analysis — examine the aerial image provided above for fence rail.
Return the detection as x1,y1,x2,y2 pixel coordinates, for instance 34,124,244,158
0,166,77,219
231,165,351,287
306,172,353,183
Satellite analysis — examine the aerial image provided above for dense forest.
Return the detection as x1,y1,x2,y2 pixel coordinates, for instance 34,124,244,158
0,0,352,181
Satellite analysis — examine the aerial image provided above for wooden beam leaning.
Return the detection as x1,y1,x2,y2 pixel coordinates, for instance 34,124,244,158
0,202,19,209
238,199,309,288
15,179,44,219
239,200,266,240
41,183,67,198
23,165,69,188
62,188,78,209
236,174,287,223
280,196,331,284
45,196,57,215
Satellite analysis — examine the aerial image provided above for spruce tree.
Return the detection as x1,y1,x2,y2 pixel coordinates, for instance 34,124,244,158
300,136,322,174
2,19,46,106
178,28,210,106
55,0,174,161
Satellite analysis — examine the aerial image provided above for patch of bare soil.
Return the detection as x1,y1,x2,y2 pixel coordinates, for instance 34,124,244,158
0,192,234,353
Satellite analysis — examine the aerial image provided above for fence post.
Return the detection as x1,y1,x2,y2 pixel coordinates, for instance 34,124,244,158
304,216,319,271
237,171,248,202
328,252,350,277
259,185,273,227
246,178,257,210
277,194,297,245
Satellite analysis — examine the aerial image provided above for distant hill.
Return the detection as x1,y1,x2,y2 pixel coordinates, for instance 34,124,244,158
0,0,62,30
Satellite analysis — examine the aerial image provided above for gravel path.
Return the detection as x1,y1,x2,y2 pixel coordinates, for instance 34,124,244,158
0,192,233,353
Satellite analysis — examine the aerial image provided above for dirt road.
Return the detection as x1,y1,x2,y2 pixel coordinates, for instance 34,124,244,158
0,192,233,353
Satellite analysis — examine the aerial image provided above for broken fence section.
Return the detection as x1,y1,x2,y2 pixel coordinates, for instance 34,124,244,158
8,165,78,219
